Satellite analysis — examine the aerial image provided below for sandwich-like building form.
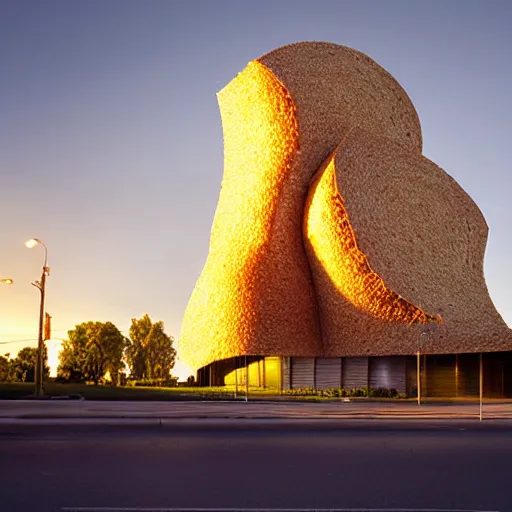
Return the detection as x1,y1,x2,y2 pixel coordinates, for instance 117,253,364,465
179,42,512,397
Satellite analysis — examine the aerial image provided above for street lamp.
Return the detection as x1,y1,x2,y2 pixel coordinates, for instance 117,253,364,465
0,278,13,285
25,238,49,397
417,330,429,406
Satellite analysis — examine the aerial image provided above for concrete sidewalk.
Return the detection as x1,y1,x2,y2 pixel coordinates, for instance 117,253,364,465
1,399,512,421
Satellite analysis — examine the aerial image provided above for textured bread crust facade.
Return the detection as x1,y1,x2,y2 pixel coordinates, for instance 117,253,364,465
178,60,323,370
304,129,512,356
179,42,512,371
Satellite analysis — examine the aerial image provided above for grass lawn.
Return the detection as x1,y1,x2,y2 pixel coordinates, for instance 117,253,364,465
2,382,496,402
0,382,281,401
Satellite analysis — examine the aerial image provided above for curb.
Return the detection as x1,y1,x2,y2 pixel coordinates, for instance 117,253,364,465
1,417,512,429
1,414,511,423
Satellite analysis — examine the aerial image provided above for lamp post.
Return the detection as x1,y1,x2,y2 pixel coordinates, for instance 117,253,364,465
417,331,429,406
25,238,49,397
0,278,14,285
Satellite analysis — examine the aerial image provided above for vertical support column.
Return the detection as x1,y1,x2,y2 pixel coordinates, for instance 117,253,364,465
281,357,291,391
455,354,460,398
502,361,505,398
417,351,421,405
423,354,428,397
245,355,249,402
234,357,238,399
479,352,483,422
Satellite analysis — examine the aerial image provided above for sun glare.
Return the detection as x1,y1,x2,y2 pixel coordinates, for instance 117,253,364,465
45,339,63,378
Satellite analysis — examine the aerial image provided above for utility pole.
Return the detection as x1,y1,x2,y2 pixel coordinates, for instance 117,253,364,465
33,266,48,396
26,238,49,397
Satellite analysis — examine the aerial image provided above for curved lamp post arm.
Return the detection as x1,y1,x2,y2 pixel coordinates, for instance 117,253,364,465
26,238,48,269
40,241,48,268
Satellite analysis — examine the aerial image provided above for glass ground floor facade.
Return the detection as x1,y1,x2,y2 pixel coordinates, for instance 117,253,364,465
196,351,512,398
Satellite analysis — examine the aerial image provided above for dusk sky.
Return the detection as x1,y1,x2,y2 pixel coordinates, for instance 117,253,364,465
1,0,511,378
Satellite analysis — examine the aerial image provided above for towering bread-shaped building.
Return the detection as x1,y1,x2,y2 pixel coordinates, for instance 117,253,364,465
179,42,512,374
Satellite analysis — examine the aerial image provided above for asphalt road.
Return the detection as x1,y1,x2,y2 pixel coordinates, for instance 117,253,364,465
1,420,511,512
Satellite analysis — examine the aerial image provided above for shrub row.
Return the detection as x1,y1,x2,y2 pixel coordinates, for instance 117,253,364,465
282,387,406,398
126,378,178,388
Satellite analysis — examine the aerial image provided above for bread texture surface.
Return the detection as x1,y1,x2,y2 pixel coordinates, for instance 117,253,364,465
179,42,512,371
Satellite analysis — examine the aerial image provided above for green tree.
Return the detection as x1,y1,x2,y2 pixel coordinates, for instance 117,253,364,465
0,355,11,382
11,347,49,382
125,314,152,380
57,321,127,385
57,337,86,383
144,322,176,379
126,315,176,380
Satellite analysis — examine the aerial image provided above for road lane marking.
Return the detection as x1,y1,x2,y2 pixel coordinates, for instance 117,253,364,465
61,507,500,512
